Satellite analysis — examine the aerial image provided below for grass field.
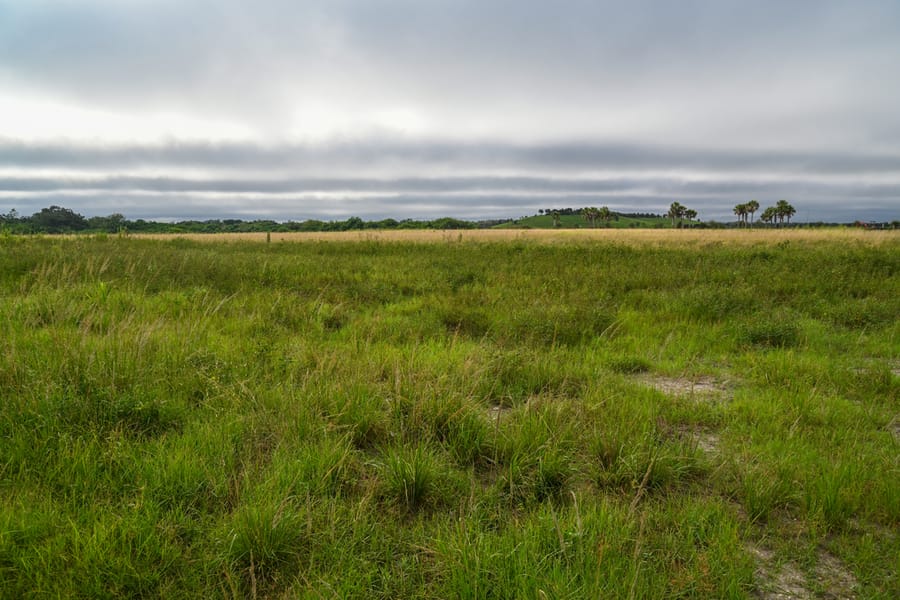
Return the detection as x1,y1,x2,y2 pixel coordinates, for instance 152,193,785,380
1,230,898,598
126,227,897,246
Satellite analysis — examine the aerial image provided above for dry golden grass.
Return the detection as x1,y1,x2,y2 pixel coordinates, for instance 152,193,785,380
128,227,897,246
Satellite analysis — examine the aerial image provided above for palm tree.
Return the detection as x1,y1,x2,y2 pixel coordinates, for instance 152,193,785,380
733,203,748,227
760,206,776,226
775,200,796,226
668,202,685,227
597,206,613,227
746,200,759,227
582,207,600,228
551,210,561,228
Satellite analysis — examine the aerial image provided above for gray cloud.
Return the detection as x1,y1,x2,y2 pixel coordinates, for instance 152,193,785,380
1,139,899,176
1,1,899,222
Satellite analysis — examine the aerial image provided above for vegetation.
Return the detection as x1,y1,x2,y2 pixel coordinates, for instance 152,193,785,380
1,231,897,598
666,202,699,228
3,202,896,235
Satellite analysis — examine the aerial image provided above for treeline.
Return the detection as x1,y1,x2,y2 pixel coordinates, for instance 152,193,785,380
0,206,493,234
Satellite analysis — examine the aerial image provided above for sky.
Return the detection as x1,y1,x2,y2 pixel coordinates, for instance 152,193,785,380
1,0,899,223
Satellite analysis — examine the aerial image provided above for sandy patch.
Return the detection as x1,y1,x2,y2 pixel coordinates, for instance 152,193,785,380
639,375,731,400
695,431,721,454
747,544,858,600
813,551,858,600
487,404,513,423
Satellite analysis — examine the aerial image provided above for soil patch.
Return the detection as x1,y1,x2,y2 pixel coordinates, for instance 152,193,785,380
748,544,811,600
747,544,858,600
639,375,731,400
487,404,513,423
695,431,721,454
813,550,858,600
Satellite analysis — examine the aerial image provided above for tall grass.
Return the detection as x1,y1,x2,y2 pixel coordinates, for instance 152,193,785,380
0,232,897,597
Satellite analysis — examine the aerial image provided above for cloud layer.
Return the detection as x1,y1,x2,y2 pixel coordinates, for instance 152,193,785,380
1,1,898,221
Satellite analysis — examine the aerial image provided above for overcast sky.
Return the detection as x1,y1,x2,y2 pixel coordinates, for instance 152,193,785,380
1,0,898,222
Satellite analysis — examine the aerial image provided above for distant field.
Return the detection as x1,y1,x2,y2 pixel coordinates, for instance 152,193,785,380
1,234,897,598
128,227,898,246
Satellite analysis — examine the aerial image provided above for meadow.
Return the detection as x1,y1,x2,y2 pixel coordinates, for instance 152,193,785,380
0,230,897,598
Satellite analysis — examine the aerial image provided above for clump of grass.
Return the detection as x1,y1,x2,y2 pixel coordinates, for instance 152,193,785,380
480,349,585,406
377,446,460,512
492,402,580,506
597,439,705,496
804,462,858,532
606,354,652,374
676,284,756,323
313,301,347,332
504,304,616,346
438,305,492,338
418,395,493,466
218,499,308,593
740,313,802,348
825,297,896,329
738,465,798,523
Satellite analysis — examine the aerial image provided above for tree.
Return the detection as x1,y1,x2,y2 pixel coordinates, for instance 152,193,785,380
31,205,88,232
87,213,128,233
667,202,685,227
760,206,776,226
597,206,613,227
775,200,795,226
746,200,760,227
733,203,748,227
551,210,561,228
684,209,698,223
582,207,600,228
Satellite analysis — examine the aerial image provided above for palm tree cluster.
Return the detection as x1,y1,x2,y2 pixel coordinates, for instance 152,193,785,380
756,200,797,226
582,206,614,227
732,200,760,227
666,202,698,227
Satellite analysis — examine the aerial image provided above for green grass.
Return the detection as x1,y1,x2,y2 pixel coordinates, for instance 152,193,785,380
495,213,670,228
0,233,898,597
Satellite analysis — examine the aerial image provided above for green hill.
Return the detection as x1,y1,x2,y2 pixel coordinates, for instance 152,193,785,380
494,212,673,229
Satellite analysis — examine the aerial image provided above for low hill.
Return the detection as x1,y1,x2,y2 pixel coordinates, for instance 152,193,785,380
493,212,674,229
